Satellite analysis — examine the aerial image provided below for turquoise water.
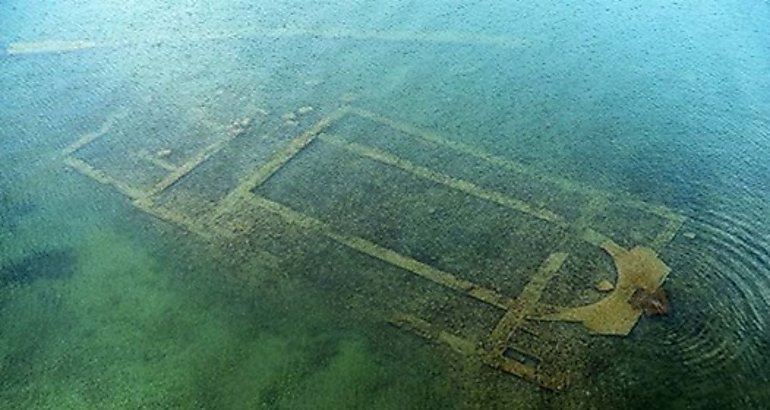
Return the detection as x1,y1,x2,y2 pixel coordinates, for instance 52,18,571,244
2,2,769,409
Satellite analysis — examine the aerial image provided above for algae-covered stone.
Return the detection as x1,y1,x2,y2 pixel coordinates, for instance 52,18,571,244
595,279,614,292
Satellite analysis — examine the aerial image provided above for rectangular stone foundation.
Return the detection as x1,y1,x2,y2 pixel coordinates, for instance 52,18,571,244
63,102,686,390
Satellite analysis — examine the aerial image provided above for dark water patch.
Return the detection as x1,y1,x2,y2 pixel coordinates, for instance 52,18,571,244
258,383,282,408
0,171,37,236
0,193,36,234
0,248,77,286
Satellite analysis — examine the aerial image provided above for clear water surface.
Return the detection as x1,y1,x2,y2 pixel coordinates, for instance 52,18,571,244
1,1,769,409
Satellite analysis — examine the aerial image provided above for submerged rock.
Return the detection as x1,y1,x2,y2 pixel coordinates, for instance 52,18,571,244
628,287,670,316
595,279,615,292
156,148,172,158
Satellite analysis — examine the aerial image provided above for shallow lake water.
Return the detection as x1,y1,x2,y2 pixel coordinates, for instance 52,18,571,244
1,2,769,409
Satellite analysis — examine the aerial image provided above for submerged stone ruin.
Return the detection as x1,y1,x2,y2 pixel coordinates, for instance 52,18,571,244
60,93,686,390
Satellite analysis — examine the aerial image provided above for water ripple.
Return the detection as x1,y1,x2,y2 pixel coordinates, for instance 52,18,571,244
656,204,770,386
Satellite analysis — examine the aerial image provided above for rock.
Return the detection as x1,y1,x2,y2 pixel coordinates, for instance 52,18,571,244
628,287,670,316
228,118,252,135
297,105,314,115
595,279,614,292
340,92,360,104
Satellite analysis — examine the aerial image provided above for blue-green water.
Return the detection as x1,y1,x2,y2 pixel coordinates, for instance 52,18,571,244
2,2,769,409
